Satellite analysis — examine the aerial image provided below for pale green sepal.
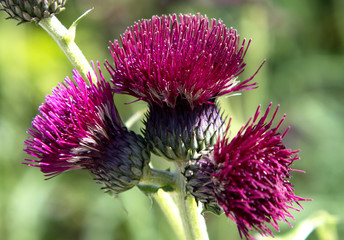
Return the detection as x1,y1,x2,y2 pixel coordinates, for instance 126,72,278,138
66,8,93,43
200,204,223,216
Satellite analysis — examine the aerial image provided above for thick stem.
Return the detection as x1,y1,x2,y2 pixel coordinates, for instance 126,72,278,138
174,169,209,240
153,190,186,240
138,167,186,240
139,167,177,190
38,16,96,80
138,166,209,240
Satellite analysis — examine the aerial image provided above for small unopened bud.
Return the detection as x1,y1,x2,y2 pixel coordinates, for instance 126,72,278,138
0,0,67,24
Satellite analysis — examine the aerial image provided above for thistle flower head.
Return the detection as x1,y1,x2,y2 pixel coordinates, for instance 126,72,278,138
106,13,262,108
24,63,150,193
0,0,67,24
185,103,308,239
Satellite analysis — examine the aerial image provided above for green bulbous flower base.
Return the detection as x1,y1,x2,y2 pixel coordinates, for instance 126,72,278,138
88,129,151,195
143,99,226,162
0,0,67,24
184,154,223,215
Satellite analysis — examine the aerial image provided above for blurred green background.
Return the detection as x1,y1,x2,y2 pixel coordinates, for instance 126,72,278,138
0,0,343,239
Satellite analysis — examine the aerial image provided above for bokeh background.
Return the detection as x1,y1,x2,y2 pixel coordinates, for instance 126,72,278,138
0,0,343,239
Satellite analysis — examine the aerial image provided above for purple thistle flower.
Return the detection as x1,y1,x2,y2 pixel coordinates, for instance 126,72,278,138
185,103,308,239
105,13,265,161
23,63,150,193
106,13,262,108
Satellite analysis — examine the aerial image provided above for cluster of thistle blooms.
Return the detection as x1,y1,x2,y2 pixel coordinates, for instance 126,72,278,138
22,13,307,239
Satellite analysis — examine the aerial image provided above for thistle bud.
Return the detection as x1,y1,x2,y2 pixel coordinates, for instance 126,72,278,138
0,0,67,23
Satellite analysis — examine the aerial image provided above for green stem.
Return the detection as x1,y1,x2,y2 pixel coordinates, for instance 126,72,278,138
138,166,209,240
153,189,186,240
139,167,177,190
38,15,95,80
138,167,186,239
174,169,209,240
